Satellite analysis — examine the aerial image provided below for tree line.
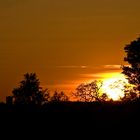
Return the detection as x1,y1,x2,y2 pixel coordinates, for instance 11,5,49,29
3,37,140,105
5,73,69,105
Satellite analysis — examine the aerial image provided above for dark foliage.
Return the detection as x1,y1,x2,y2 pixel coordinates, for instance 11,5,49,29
122,37,140,94
73,80,107,102
51,91,69,102
12,73,49,105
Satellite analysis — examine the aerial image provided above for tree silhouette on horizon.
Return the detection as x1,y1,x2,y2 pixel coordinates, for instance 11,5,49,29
74,80,106,102
12,73,49,105
50,91,69,102
122,37,140,96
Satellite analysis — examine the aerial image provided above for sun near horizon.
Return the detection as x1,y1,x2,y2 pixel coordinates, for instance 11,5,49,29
0,0,140,101
78,71,132,101
101,72,129,101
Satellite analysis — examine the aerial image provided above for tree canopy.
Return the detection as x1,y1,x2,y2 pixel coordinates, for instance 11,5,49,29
122,37,140,94
12,73,49,105
73,80,107,102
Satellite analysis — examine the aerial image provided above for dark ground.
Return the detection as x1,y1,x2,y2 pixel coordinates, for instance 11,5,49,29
0,101,140,137
1,101,140,126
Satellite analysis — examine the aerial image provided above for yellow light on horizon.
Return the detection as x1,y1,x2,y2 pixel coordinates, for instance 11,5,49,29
101,72,128,101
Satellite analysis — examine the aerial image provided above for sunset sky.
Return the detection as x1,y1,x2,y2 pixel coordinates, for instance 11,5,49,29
0,0,140,101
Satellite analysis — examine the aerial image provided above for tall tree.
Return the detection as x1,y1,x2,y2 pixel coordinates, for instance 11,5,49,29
122,37,140,93
12,73,49,105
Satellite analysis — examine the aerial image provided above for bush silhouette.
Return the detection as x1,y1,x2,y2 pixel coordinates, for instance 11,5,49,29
51,91,69,102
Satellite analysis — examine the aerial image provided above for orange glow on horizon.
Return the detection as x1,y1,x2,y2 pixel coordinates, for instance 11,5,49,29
45,71,129,101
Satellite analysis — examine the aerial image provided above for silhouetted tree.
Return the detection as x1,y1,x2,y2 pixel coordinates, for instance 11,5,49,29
100,93,108,101
121,91,138,101
119,83,138,101
12,73,50,105
74,80,104,102
51,91,69,102
122,37,140,95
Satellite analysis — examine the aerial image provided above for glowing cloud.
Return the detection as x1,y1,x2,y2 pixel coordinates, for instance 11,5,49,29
56,66,88,69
